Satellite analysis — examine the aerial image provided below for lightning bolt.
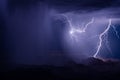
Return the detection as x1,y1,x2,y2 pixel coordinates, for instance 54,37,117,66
83,18,94,32
69,18,94,34
62,14,119,58
93,19,112,58
63,14,94,41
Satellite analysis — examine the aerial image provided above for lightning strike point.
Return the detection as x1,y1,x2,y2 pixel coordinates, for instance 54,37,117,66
93,19,112,58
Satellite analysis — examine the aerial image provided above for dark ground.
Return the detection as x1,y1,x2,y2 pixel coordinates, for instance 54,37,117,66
1,57,120,80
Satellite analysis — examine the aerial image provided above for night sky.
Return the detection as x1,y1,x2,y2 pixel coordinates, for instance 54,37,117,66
0,0,120,70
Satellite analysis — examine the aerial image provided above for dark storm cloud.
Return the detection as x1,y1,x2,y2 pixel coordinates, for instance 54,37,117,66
49,0,114,8
7,0,120,14
8,0,119,9
47,0,119,13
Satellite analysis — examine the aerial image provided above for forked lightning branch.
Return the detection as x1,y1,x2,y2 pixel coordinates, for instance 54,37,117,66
63,14,119,58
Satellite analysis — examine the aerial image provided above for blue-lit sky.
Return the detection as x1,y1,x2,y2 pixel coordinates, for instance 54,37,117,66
0,0,120,67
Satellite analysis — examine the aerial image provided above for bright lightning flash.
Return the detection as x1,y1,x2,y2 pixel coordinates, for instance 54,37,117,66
63,14,120,58
68,17,94,41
